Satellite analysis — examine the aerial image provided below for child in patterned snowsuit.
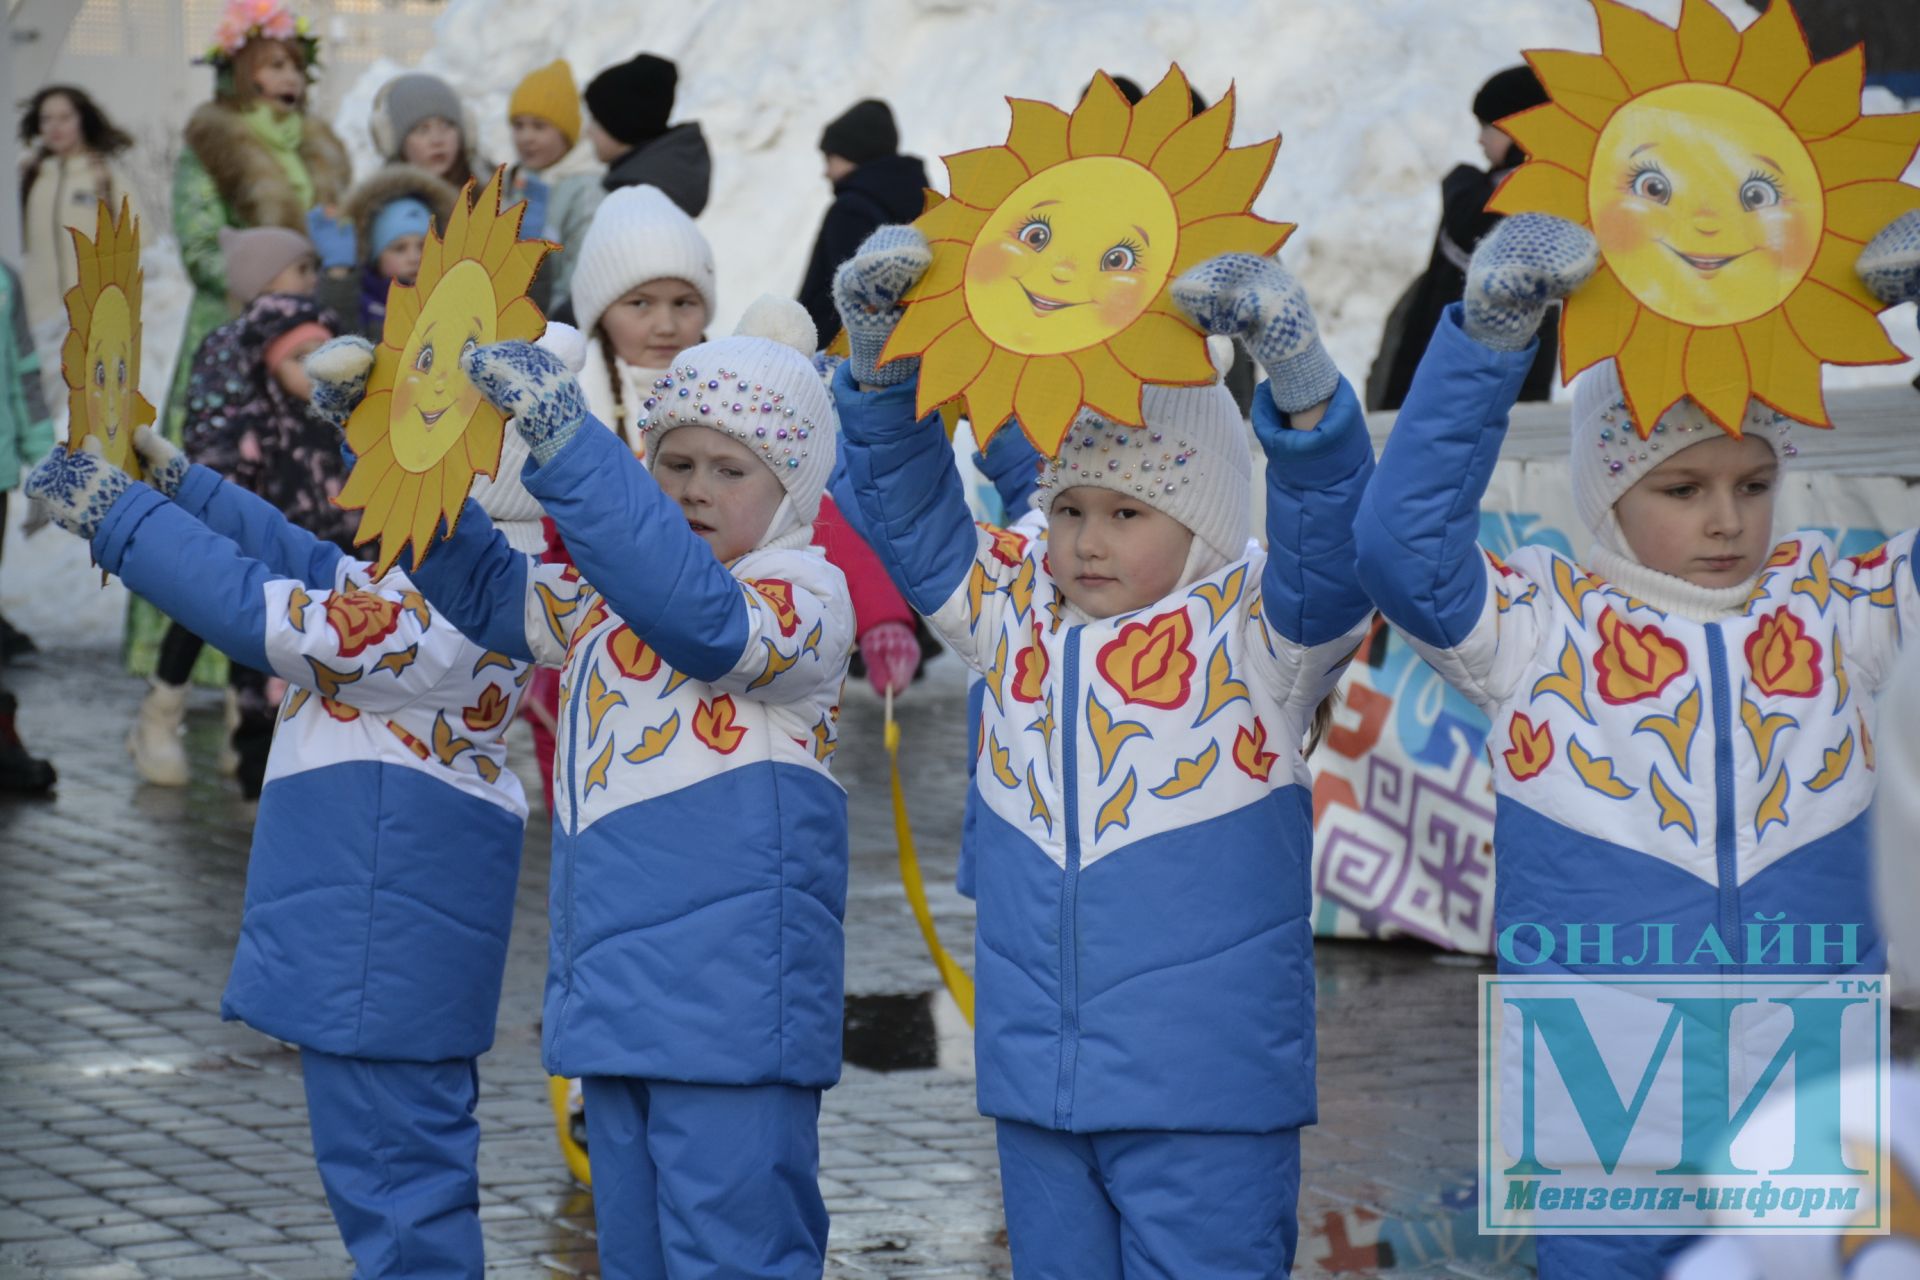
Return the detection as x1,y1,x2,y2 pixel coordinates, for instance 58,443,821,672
830,227,1375,1277
24,380,545,1274
373,296,854,1279
1352,210,1920,1280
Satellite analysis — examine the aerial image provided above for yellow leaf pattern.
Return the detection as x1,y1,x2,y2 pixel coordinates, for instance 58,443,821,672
1189,564,1247,632
747,636,799,691
1552,558,1603,620
585,666,625,742
1756,768,1790,838
1740,685,1797,779
1648,765,1696,842
534,581,578,647
431,712,472,766
622,712,680,766
307,657,361,701
1085,687,1148,784
1096,768,1138,839
1025,763,1052,836
1805,730,1854,793
1631,682,1701,781
984,631,1009,715
1192,637,1249,728
1568,735,1635,800
986,729,1019,789
1150,741,1219,800
582,739,615,796
1791,549,1834,614
374,645,419,678
1531,632,1594,724
287,586,310,631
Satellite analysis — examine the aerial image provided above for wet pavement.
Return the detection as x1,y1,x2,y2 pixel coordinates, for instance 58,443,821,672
2,649,1545,1279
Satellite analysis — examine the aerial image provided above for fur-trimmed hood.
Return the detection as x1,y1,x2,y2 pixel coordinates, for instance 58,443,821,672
182,101,350,232
343,163,460,261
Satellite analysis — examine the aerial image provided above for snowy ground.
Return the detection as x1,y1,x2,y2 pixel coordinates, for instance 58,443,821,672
6,0,1918,648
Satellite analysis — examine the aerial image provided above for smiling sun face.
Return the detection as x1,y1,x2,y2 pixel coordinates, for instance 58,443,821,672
883,67,1291,455
338,168,551,575
60,199,154,479
1491,0,1920,435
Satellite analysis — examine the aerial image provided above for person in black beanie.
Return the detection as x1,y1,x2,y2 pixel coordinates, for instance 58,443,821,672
1367,63,1560,412
584,51,711,217
796,98,929,344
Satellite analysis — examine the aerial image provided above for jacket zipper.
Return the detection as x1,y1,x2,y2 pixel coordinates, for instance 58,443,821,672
1704,625,1741,970
559,634,601,1006
1054,625,1084,1129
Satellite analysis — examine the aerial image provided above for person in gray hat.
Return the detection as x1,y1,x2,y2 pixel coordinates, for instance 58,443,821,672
372,71,487,191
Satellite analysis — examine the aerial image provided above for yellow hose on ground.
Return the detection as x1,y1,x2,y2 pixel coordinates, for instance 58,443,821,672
885,686,976,1026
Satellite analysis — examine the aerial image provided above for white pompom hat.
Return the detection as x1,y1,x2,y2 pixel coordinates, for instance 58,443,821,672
638,296,837,523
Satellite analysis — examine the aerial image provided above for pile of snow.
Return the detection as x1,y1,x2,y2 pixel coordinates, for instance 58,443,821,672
330,0,1915,385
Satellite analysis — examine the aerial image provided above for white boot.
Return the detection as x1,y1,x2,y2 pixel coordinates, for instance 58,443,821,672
217,688,240,776
127,680,190,787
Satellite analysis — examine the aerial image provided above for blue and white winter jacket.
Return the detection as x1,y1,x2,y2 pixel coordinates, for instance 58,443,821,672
834,366,1376,1134
1353,308,1908,985
407,420,855,1087
91,466,530,1061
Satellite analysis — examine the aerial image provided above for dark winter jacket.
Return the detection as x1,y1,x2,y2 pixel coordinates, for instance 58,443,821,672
603,123,711,217
183,292,354,550
797,154,930,344
1368,162,1558,412
316,164,462,337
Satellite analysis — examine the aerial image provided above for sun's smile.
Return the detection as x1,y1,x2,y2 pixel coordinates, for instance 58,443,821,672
1659,242,1752,275
1018,283,1084,314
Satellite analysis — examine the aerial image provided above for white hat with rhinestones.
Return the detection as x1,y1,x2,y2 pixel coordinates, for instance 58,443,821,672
637,296,837,522
1571,359,1796,558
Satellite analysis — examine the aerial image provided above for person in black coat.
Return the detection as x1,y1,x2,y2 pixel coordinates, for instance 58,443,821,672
1368,65,1560,412
584,52,711,218
796,100,929,346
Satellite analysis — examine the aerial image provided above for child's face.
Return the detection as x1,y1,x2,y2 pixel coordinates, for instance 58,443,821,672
1478,123,1514,169
250,43,305,112
1048,485,1194,619
402,117,462,180
378,234,426,285
586,118,623,164
1614,433,1778,588
599,279,708,370
511,115,569,170
263,254,319,297
271,333,329,403
652,426,785,564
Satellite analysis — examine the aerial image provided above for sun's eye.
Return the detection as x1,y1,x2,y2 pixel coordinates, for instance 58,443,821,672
1101,241,1141,272
1739,173,1782,212
93,361,105,388
1015,217,1052,251
414,344,434,373
1628,165,1671,204
460,336,479,363
116,358,127,387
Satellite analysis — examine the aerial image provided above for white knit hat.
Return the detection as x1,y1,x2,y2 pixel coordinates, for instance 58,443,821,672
638,296,836,523
1571,359,1797,558
468,323,588,554
569,185,718,342
1039,370,1251,568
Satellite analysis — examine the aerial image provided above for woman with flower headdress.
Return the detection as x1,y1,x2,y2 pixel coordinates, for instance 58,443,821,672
123,0,351,786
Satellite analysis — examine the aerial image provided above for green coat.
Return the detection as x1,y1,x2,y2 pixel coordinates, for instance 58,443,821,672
0,263,54,493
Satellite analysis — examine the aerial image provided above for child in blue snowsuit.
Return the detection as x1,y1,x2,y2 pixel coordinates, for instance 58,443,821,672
1351,210,1920,1280
829,227,1376,1277
320,296,855,1280
25,382,542,1276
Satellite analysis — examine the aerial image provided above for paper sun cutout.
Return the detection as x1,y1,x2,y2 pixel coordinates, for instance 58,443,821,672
883,66,1291,454
1491,0,1920,435
61,199,156,481
338,168,551,575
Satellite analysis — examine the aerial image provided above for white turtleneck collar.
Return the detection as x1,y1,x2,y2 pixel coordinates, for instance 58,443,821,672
1584,529,1761,625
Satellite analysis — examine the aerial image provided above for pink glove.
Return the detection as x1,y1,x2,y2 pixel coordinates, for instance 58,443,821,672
861,621,921,697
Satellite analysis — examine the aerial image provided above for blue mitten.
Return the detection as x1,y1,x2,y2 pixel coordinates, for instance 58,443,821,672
1463,213,1599,351
462,340,588,466
831,225,932,387
306,336,376,432
306,206,358,272
1857,209,1920,308
1170,253,1339,415
131,427,188,499
23,438,131,541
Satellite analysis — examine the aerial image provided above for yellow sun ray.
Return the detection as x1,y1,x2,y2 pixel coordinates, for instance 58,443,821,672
340,167,553,575
60,198,155,482
1494,0,1920,435
890,66,1291,455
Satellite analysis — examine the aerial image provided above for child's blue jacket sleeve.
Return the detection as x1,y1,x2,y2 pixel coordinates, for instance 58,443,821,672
1353,303,1536,651
175,463,345,590
1255,374,1376,648
830,362,977,616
